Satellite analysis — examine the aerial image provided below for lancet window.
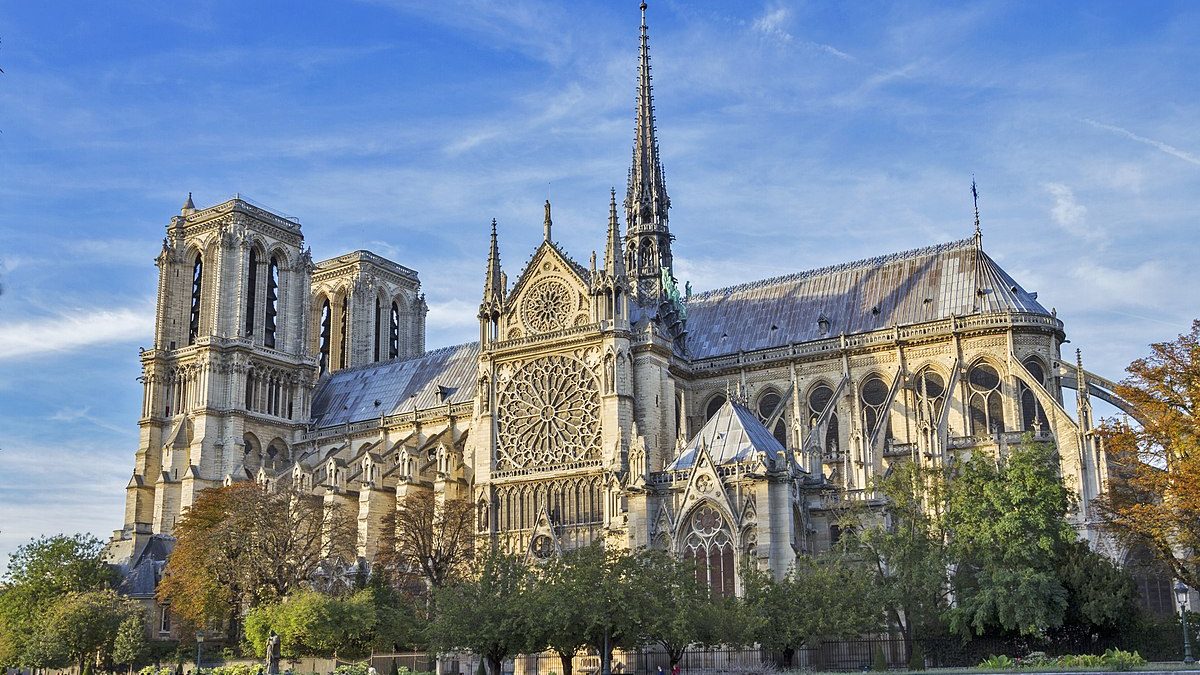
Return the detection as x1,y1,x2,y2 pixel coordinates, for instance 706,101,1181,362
374,298,382,362
245,249,258,336
808,383,839,458
914,367,947,427
860,375,892,441
492,475,604,532
188,254,203,345
338,298,348,369
968,362,1005,435
755,390,788,447
318,299,331,375
264,256,279,348
389,301,400,359
681,503,736,597
1020,358,1050,432
705,393,726,421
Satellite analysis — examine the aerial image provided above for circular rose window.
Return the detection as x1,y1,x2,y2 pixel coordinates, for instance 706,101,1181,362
496,355,601,470
522,279,573,334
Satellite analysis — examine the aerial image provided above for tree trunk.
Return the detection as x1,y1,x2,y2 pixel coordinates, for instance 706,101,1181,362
486,654,503,675
558,651,574,675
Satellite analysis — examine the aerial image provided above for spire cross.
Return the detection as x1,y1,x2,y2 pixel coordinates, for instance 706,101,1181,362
971,176,982,242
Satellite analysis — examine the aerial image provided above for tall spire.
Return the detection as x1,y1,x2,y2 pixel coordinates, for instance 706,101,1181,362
624,1,674,305
971,176,982,247
604,188,626,279
482,218,503,304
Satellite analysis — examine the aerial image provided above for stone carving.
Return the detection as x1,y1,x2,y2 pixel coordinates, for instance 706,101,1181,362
496,355,600,470
522,278,574,334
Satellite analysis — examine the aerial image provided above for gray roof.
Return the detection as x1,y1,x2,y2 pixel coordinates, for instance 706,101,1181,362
684,238,1050,359
116,534,174,598
310,342,479,429
668,400,786,470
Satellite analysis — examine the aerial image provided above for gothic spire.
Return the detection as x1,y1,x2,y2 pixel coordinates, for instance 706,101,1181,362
482,218,503,304
604,188,626,279
625,0,670,235
543,199,553,242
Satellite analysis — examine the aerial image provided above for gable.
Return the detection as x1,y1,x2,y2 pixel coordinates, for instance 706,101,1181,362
502,242,593,341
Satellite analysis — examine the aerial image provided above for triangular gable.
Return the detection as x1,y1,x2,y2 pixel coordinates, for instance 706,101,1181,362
526,506,563,562
501,242,593,340
676,442,736,533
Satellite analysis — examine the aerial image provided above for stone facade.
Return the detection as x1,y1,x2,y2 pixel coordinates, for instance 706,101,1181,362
108,5,1135,602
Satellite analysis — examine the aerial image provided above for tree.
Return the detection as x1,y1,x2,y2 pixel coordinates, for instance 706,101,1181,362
743,554,879,666
244,589,376,658
849,461,952,657
944,439,1075,636
524,551,593,675
430,552,533,675
112,614,150,674
0,533,116,667
25,589,140,673
378,492,475,594
1050,539,1138,646
1098,320,1200,589
157,483,355,630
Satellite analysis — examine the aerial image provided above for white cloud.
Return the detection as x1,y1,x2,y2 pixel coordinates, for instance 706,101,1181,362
0,306,153,360
753,6,793,43
1044,182,1100,242
1084,119,1200,167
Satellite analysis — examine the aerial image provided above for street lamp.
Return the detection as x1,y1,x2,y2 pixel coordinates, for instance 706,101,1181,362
1174,581,1194,664
196,632,206,671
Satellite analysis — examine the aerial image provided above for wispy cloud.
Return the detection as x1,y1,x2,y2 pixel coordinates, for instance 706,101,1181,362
1084,119,1200,167
0,306,153,360
1044,182,1101,242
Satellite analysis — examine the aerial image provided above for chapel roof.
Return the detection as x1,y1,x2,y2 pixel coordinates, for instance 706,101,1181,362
683,238,1050,359
309,342,479,429
667,399,787,470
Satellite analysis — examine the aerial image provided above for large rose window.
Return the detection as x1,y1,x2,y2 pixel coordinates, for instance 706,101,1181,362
522,279,573,334
496,355,601,471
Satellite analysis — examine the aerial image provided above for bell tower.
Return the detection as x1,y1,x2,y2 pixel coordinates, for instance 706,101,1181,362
116,195,318,554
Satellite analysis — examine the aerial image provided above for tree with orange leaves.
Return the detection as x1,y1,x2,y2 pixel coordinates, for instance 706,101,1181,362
1099,319,1200,589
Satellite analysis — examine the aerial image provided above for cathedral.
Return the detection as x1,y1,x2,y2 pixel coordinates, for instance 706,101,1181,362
107,3,1136,625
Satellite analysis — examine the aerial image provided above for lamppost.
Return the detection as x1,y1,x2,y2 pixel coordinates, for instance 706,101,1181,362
1175,581,1194,664
195,632,205,671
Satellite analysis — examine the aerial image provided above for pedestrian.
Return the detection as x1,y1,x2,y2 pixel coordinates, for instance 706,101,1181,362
657,667,665,675
671,664,680,675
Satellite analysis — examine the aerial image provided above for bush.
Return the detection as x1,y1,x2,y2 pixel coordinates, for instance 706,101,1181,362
978,654,1015,669
1101,648,1145,671
871,645,887,671
334,664,370,675
907,643,925,672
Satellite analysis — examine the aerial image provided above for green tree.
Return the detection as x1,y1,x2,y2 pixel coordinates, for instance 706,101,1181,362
244,588,381,658
743,555,879,666
945,439,1075,636
849,461,951,657
430,552,533,675
1050,539,1139,645
25,589,139,673
0,533,116,667
112,614,150,674
525,551,592,675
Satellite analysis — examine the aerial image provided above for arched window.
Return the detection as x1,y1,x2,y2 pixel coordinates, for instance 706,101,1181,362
756,390,788,447
188,253,203,345
914,368,947,426
338,298,348,369
389,301,400,359
705,393,727,420
860,376,891,440
245,249,258,336
1021,358,1050,431
318,299,331,375
968,362,1005,435
808,384,839,457
374,297,382,362
264,256,280,348
244,368,255,411
681,503,736,597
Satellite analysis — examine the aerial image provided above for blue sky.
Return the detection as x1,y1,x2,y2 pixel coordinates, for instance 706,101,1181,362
0,1,1197,562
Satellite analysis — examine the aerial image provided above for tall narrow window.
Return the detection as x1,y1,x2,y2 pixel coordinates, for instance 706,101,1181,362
705,393,727,421
374,297,382,362
338,298,348,369
808,384,839,458
756,390,788,447
861,376,891,441
915,368,947,426
264,256,280,348
318,299,331,375
188,254,203,345
1021,358,1050,431
968,363,1005,435
681,504,736,597
245,249,258,336
244,369,255,411
389,301,400,359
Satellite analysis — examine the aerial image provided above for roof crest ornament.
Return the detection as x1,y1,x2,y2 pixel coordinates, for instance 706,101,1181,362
972,176,982,247
543,199,553,242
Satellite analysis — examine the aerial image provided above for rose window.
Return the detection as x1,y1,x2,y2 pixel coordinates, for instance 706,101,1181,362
522,279,573,334
496,355,601,470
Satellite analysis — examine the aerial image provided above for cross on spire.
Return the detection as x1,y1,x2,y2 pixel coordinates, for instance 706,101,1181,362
972,176,982,245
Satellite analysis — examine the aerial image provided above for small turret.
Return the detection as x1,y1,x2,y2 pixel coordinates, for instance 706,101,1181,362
604,188,627,282
480,219,504,346
181,192,196,215
543,200,553,242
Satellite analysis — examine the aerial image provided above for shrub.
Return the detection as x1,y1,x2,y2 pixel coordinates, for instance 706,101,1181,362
978,654,1015,669
334,664,370,675
871,645,887,671
1101,648,1145,671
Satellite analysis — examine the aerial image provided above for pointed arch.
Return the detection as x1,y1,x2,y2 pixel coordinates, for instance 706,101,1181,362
678,501,736,597
754,386,788,447
1020,356,1050,431
806,380,840,458
966,358,1006,435
859,372,893,442
188,250,203,345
